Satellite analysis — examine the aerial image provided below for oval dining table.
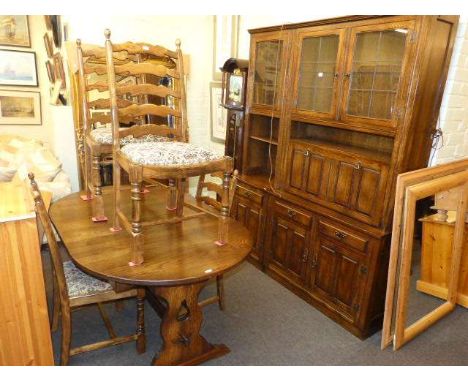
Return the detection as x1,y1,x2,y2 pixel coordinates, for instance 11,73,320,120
49,187,252,366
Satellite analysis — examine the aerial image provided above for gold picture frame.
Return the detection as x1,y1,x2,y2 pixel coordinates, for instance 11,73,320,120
0,15,30,47
0,89,41,125
44,32,54,58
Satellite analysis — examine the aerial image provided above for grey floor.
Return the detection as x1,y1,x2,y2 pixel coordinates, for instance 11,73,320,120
44,247,468,366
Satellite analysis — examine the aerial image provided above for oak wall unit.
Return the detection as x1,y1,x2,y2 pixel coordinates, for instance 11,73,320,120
231,15,459,338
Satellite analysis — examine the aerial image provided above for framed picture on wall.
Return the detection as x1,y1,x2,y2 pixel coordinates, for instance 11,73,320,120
0,49,38,86
0,16,30,47
45,60,55,83
43,32,54,58
53,52,66,89
0,90,41,125
210,81,227,143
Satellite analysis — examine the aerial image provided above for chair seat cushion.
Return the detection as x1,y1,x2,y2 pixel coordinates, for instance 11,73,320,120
120,141,224,166
64,261,113,298
90,127,169,145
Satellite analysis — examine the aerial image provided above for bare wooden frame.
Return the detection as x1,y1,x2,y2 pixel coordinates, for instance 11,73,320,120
381,159,468,350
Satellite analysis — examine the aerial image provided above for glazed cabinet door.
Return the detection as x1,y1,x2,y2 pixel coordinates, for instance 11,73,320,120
310,237,368,323
339,20,416,131
265,200,312,287
292,28,346,121
248,31,290,114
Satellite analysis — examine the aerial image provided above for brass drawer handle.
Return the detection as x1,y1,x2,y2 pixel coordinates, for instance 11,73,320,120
304,150,310,157
287,209,296,218
334,231,347,239
354,162,362,170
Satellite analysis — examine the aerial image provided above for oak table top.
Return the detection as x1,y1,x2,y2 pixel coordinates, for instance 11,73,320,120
49,187,253,365
49,188,252,286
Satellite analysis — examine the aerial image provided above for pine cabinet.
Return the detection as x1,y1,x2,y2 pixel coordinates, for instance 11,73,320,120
236,15,459,338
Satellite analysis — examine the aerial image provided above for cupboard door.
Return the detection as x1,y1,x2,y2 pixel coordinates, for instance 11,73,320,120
286,142,329,199
328,156,388,223
340,21,416,130
249,31,289,112
265,202,311,286
311,238,368,322
231,194,263,263
293,28,346,120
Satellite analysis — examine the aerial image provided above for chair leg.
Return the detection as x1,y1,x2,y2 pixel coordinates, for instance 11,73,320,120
176,178,185,218
216,172,231,246
111,151,122,233
216,275,225,311
136,288,146,354
51,273,60,332
91,153,107,222
60,307,72,366
129,166,144,266
80,143,93,201
166,178,177,211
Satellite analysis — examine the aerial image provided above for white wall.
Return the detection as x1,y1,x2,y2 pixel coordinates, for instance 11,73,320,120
432,15,468,165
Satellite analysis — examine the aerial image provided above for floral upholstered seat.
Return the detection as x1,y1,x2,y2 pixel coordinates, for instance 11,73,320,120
63,260,113,298
120,141,224,166
89,126,170,146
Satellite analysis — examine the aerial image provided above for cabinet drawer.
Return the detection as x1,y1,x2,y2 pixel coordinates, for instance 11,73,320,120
273,200,312,227
318,220,368,252
236,184,263,205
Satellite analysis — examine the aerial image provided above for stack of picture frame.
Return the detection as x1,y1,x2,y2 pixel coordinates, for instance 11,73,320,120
381,158,468,351
44,15,68,105
0,15,41,125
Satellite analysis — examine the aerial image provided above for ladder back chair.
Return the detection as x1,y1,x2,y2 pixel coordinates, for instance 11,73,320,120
195,170,238,310
28,173,146,365
104,29,233,267
76,39,180,222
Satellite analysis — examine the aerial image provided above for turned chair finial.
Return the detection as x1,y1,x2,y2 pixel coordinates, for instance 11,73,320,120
76,38,81,47
175,38,181,49
104,28,111,40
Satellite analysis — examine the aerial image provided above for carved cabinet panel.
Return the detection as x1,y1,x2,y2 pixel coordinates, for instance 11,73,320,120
231,184,264,264
310,236,369,323
327,155,389,222
264,200,312,286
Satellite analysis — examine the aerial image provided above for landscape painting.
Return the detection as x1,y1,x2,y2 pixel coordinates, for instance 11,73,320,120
0,90,41,125
0,49,38,86
0,16,30,47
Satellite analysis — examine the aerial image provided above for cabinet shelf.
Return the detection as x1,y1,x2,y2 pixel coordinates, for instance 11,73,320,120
249,135,279,145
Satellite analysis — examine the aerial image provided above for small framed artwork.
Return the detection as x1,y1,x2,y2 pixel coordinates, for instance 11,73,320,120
0,90,41,125
53,52,66,89
0,49,38,86
210,81,227,143
45,60,55,83
44,15,52,30
0,16,30,47
43,32,54,58
50,16,62,48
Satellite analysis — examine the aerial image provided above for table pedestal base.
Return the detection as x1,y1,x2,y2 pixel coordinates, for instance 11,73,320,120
151,282,230,366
